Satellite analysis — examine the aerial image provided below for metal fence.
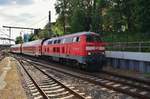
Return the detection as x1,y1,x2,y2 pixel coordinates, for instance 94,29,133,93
106,41,150,52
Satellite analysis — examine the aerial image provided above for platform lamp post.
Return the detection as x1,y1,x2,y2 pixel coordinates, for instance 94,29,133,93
20,31,23,44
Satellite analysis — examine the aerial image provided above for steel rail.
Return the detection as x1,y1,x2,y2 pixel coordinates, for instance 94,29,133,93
29,62,86,99
26,59,150,99
102,71,150,86
18,57,85,99
19,60,49,99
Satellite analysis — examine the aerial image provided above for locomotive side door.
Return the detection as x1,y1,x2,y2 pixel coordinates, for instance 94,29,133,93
65,37,72,57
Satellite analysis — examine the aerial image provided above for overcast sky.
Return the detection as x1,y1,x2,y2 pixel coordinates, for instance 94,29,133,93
0,0,57,44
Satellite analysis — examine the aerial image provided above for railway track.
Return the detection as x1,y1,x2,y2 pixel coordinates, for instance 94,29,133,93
0,54,5,61
102,70,150,85
18,56,150,99
18,58,91,99
94,71,150,92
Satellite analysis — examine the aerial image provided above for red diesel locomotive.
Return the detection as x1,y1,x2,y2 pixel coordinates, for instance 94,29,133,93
11,32,106,71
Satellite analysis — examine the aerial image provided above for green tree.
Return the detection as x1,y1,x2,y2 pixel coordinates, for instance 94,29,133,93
54,0,150,42
52,21,64,36
28,33,39,41
91,0,108,32
70,8,86,32
137,0,150,33
15,36,23,44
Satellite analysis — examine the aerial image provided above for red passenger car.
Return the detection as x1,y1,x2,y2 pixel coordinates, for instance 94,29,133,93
10,44,22,53
22,40,42,56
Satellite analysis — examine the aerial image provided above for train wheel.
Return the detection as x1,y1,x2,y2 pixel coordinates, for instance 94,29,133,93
73,61,80,69
85,63,99,72
80,64,86,70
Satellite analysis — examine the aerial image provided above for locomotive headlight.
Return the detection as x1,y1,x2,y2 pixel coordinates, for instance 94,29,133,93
88,52,92,55
102,52,105,54
99,47,105,50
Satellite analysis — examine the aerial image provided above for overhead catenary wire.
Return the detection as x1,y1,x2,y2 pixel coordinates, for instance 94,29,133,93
28,16,48,28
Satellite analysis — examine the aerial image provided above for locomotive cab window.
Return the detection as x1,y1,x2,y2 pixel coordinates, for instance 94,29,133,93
86,34,102,42
73,37,80,42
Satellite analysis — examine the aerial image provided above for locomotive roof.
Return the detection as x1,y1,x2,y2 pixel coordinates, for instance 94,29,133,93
43,32,99,45
53,32,98,39
49,32,98,40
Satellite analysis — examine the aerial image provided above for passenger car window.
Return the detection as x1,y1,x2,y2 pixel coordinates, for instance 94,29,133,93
48,41,52,44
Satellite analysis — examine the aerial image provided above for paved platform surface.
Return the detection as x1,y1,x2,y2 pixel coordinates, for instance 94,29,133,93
0,57,27,99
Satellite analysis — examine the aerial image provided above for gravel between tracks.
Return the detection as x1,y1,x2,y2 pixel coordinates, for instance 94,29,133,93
15,55,140,99
34,63,135,99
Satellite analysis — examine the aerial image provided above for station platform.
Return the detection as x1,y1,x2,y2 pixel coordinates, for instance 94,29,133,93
0,57,27,99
